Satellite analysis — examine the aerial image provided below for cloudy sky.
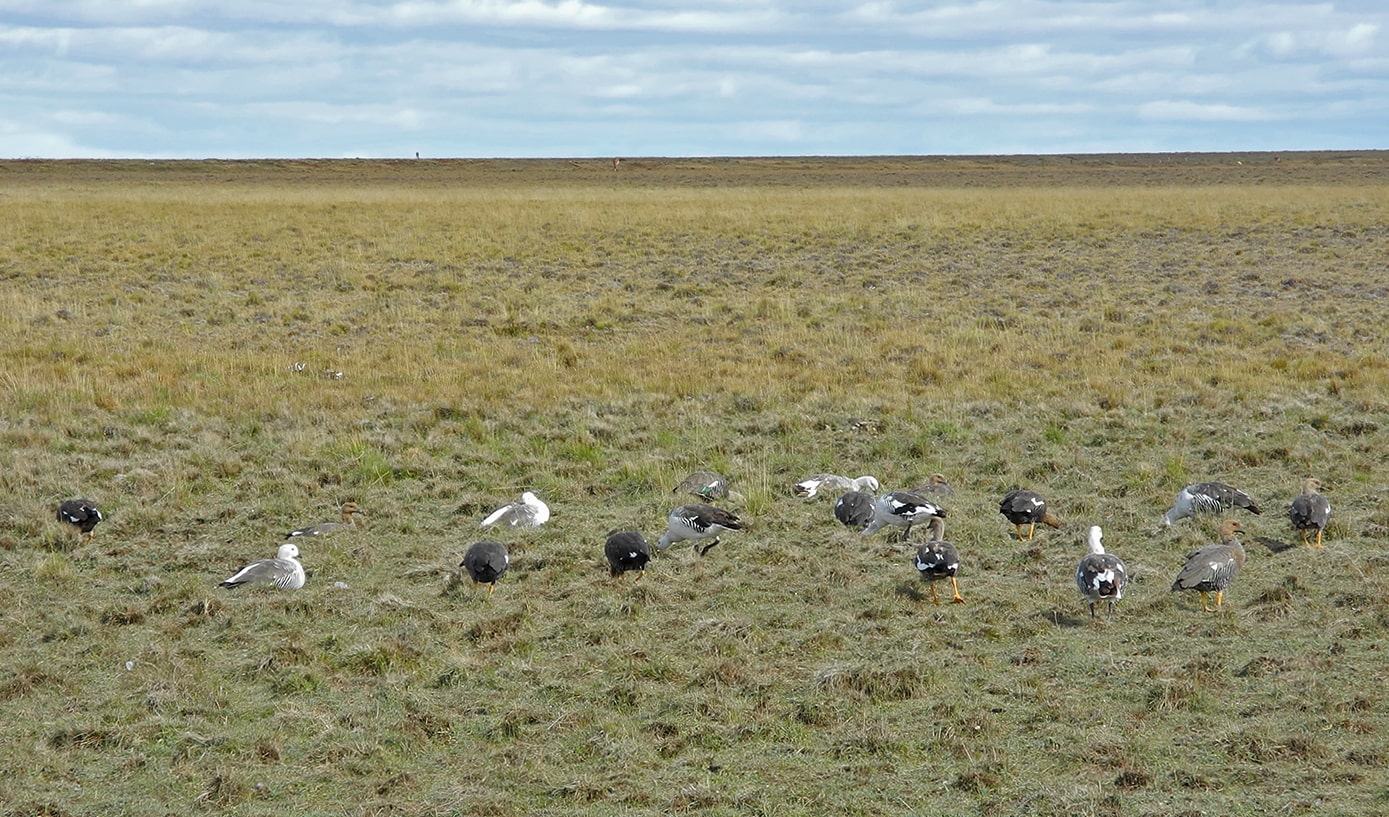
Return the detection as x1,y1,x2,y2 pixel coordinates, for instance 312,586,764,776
1,1,1385,158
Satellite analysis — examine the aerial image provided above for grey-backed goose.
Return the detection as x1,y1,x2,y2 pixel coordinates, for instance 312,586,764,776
219,543,306,590
481,492,550,529
656,503,743,556
1161,482,1261,526
861,491,945,540
1075,525,1128,618
793,474,879,500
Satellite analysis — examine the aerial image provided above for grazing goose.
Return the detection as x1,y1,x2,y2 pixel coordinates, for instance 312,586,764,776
1075,525,1128,618
793,474,879,500
674,471,732,503
914,516,963,604
834,490,877,529
861,491,945,540
656,503,744,555
57,498,103,541
1161,482,1261,526
1289,477,1331,548
287,502,365,538
481,492,550,529
914,473,955,497
219,543,306,590
998,489,1063,541
604,530,652,580
461,540,510,597
1171,519,1246,612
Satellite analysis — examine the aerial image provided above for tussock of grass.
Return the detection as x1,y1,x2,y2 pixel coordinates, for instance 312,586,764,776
2,155,1389,814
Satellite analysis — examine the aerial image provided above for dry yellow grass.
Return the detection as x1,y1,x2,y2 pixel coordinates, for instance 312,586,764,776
2,154,1389,816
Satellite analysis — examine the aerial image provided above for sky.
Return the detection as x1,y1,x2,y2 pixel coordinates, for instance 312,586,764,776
1,1,1386,159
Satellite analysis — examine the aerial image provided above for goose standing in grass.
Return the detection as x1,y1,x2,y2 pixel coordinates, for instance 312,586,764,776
656,503,744,556
219,543,306,590
998,489,1063,541
57,498,103,541
674,471,733,503
1289,477,1331,548
604,530,652,581
861,491,945,540
1075,525,1128,618
1161,482,1261,526
287,502,365,538
1171,519,1246,612
481,492,550,529
793,474,879,500
461,540,510,597
913,473,955,498
833,491,876,529
914,516,963,604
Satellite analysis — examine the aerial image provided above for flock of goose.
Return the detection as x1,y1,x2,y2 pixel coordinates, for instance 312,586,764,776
54,473,1332,617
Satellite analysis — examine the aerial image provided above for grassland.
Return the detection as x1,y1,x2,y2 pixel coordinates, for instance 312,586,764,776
2,152,1389,817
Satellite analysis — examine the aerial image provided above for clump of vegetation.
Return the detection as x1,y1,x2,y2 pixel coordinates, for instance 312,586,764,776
2,153,1388,815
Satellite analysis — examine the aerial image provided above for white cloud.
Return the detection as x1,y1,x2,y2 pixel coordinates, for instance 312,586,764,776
0,1,1385,157
1137,100,1275,122
0,118,129,158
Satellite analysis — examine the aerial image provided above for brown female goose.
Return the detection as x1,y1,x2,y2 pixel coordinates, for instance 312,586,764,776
1171,519,1246,612
287,502,365,537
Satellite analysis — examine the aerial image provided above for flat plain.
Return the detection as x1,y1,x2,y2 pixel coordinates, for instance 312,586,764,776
3,152,1389,816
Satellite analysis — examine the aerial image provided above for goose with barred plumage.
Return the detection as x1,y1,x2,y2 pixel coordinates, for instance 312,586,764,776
219,543,306,590
481,492,550,529
1161,482,1261,526
793,474,879,500
861,491,945,540
1075,525,1128,618
674,471,734,503
1171,519,1247,612
1289,477,1331,548
657,503,743,556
